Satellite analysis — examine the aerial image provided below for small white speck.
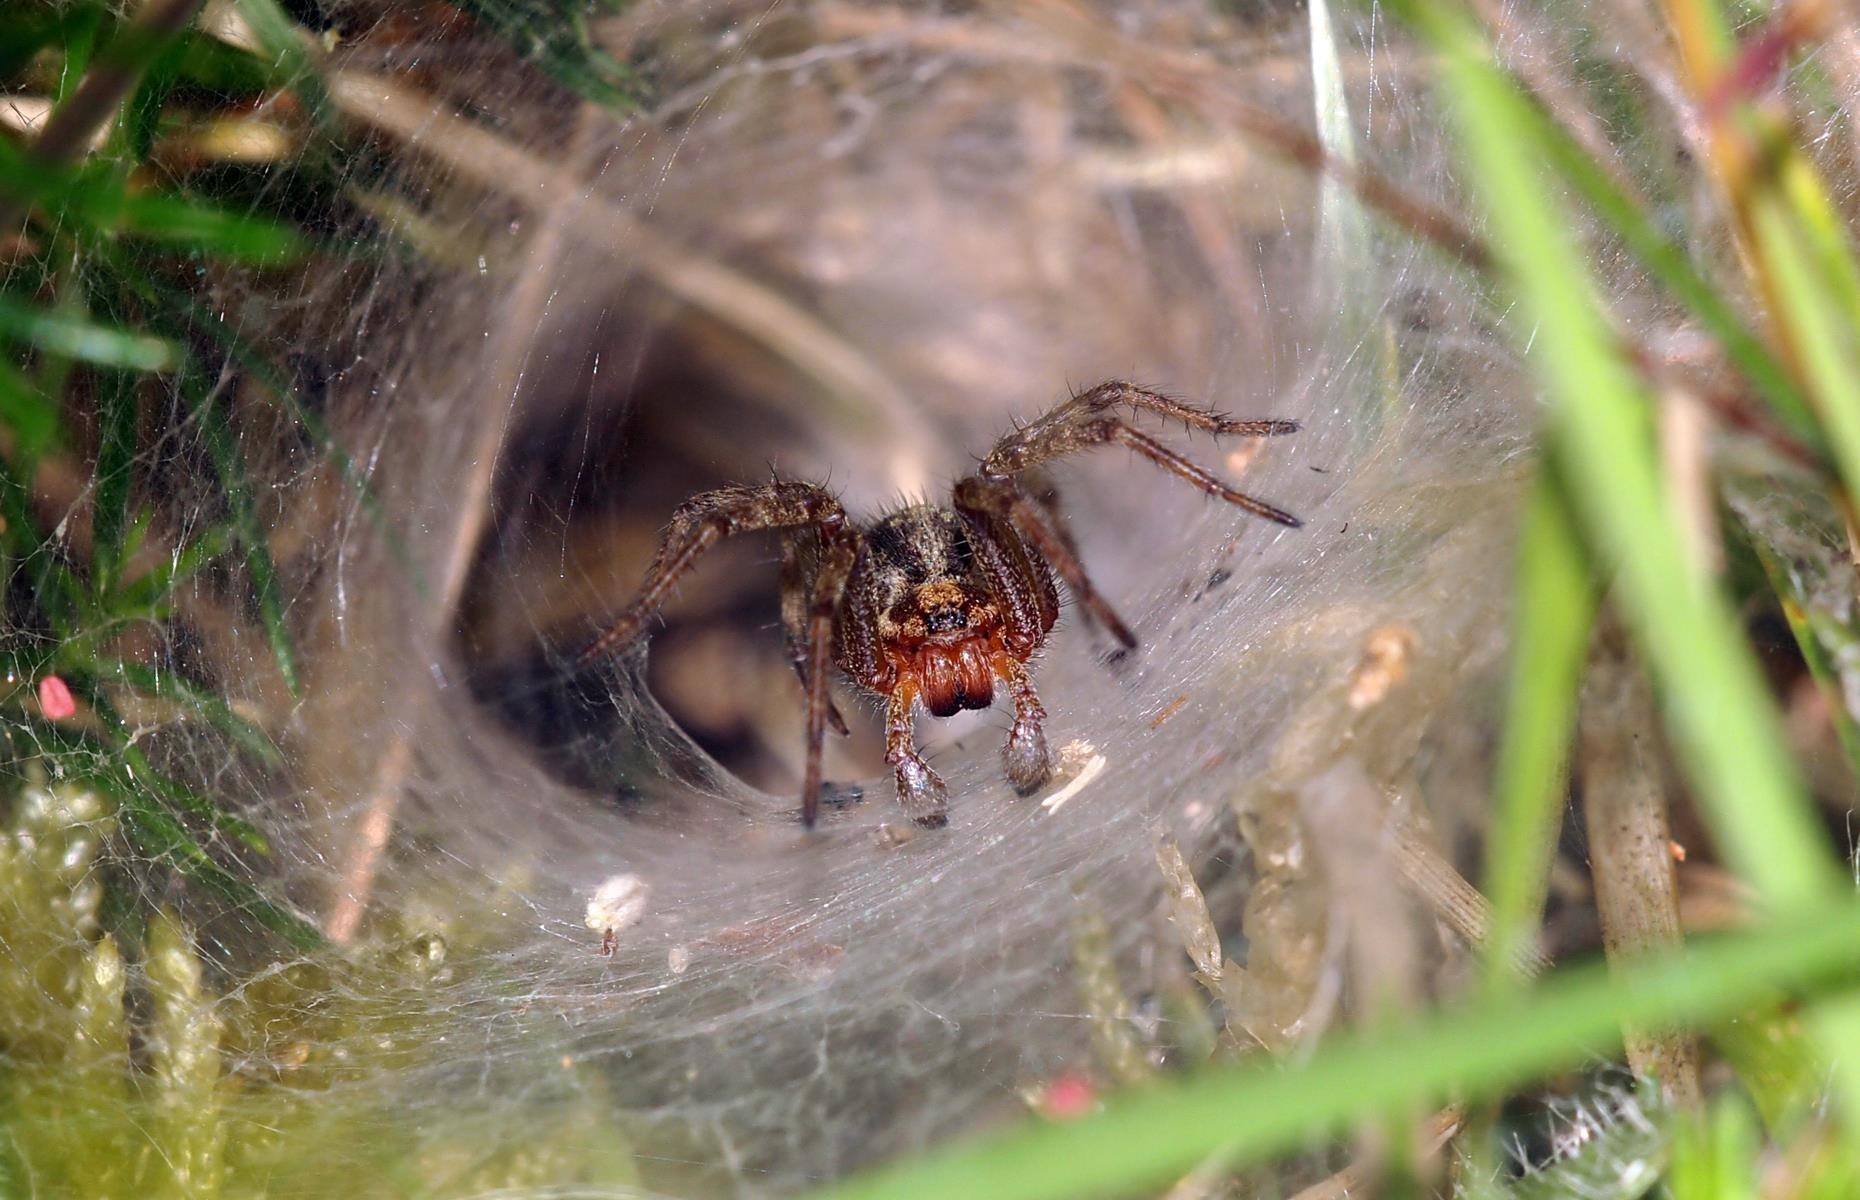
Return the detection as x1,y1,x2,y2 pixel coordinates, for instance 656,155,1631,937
585,873,651,936
1042,745,1107,814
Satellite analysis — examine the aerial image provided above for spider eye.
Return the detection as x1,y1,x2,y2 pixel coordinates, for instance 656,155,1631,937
924,608,968,635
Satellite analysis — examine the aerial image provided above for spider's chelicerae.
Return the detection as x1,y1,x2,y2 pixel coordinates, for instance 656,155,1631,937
578,381,1300,828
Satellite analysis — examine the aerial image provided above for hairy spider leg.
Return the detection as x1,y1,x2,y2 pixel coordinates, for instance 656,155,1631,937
886,684,949,827
781,534,849,737
573,480,856,826
1088,418,1302,527
1069,379,1302,438
798,528,860,827
1001,657,1051,793
981,383,1303,530
954,475,1138,649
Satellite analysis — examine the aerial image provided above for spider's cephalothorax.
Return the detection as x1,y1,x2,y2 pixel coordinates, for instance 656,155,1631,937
578,381,1300,828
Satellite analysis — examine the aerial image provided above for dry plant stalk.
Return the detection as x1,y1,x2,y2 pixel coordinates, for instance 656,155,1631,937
322,104,599,944
1579,619,1703,1110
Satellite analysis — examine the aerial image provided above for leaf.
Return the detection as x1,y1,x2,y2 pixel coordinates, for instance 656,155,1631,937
0,296,182,373
0,356,62,463
188,374,301,697
116,193,305,264
1482,469,1597,989
1519,95,1822,449
124,26,191,161
90,371,139,600
446,0,645,109
1392,0,1839,915
110,519,234,614
0,6,92,82
1399,0,1860,1143
805,900,1860,1200
96,657,281,766
113,796,321,950
232,0,335,129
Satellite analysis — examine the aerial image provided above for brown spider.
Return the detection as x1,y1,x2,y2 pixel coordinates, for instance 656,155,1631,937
577,381,1299,828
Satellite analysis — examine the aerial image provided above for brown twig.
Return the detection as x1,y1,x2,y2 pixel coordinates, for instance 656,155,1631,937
1578,617,1703,1110
816,2,1493,272
0,0,205,228
320,102,596,944
324,69,942,497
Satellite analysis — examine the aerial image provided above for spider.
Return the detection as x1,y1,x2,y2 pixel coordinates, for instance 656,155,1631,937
577,381,1299,828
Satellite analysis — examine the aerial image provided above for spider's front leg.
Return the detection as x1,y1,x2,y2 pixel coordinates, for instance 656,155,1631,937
1002,659,1051,794
955,474,1137,649
885,686,949,827
576,481,851,666
983,381,1302,528
574,480,858,828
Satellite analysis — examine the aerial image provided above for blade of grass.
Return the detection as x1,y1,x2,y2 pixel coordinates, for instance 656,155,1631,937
232,0,333,129
113,797,320,949
1746,198,1860,499
114,741,268,854
124,26,190,160
0,7,82,80
805,899,1860,1200
113,193,305,264
0,357,61,464
1733,507,1860,777
446,0,644,108
0,139,301,263
0,296,182,373
93,659,279,766
1394,0,1840,914
1662,0,1860,500
0,449,83,637
1482,468,1596,989
1517,95,1822,450
186,371,300,698
110,519,233,614
89,371,138,600
118,258,404,582
1403,0,1860,1145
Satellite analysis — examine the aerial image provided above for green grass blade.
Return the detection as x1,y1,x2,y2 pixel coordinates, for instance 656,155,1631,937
122,262,399,564
115,193,305,264
114,741,268,853
0,356,61,463
124,27,189,160
1482,468,1596,988
89,371,139,600
807,901,1860,1200
187,375,301,698
1406,0,1860,1150
113,797,321,949
1747,201,1860,504
0,443,83,636
1518,99,1821,448
93,658,280,766
1398,0,1840,914
447,0,644,108
0,296,182,373
1731,496,1860,777
110,519,233,614
232,0,333,128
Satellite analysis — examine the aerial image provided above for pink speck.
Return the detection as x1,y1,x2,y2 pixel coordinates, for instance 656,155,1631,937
1037,1071,1097,1120
37,675,76,721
